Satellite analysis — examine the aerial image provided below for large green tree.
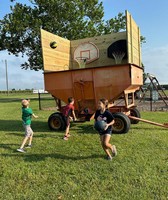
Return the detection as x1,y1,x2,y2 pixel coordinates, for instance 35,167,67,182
0,0,126,70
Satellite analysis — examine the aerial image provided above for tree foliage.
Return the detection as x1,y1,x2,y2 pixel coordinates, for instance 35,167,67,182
0,0,127,70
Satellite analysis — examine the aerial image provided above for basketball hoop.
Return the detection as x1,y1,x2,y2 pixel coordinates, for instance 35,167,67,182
112,51,125,64
108,40,127,64
75,57,88,69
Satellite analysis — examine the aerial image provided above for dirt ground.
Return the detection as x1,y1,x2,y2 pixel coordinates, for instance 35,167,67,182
113,98,168,112
136,100,168,111
42,98,168,112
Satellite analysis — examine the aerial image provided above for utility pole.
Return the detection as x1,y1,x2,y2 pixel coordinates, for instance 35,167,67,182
5,59,9,95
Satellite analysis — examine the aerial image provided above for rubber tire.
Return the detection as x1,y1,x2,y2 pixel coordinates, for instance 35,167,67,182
112,113,130,134
130,108,141,124
48,113,66,131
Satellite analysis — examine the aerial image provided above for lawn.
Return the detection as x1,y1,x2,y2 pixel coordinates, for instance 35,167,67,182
0,95,167,200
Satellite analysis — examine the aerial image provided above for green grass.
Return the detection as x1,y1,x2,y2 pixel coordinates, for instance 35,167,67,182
0,97,168,200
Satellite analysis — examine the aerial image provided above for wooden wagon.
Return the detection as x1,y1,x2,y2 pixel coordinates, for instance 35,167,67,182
41,11,144,133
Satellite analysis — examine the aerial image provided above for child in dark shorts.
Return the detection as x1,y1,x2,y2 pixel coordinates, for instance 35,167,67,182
62,97,77,140
94,98,117,160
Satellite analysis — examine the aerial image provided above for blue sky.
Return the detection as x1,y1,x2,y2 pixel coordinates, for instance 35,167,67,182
0,0,168,90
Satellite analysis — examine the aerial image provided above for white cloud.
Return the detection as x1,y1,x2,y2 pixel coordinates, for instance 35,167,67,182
142,45,168,84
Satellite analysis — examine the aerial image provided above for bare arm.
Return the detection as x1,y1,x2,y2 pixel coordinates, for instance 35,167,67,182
32,113,38,118
72,110,77,121
104,119,115,130
107,119,115,126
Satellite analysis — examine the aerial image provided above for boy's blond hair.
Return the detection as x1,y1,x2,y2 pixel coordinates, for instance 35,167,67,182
21,99,29,107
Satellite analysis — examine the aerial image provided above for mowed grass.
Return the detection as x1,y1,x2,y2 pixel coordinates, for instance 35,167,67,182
0,95,168,200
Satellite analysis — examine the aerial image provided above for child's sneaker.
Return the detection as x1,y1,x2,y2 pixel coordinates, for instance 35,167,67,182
25,145,32,148
17,148,25,153
67,133,71,138
107,156,112,161
112,145,117,157
63,136,68,140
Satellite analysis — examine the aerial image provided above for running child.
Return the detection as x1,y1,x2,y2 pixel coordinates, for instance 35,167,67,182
62,97,77,140
17,99,38,153
94,98,117,160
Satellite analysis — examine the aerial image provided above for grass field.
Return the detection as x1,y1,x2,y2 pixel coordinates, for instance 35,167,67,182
0,94,168,200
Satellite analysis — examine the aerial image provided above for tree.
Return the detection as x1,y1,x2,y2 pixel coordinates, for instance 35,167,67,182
0,0,127,71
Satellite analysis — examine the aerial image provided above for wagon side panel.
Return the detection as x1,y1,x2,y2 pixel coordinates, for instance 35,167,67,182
93,65,131,102
71,69,96,112
44,71,74,104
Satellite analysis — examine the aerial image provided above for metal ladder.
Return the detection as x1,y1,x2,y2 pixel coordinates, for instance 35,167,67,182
139,73,168,108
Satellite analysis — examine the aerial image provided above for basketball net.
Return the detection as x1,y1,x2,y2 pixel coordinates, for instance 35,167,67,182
112,52,125,64
75,57,88,69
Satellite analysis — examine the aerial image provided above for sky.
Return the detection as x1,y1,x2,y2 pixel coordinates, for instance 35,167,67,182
0,0,168,90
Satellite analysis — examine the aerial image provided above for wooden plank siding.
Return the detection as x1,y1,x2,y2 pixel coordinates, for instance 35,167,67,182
41,10,142,72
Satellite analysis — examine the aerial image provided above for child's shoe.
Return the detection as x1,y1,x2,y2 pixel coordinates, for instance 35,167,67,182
67,133,71,138
63,136,68,140
112,145,117,157
107,156,112,161
25,145,32,148
17,148,25,153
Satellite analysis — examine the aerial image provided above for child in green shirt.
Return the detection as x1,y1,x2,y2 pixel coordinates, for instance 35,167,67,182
17,99,38,153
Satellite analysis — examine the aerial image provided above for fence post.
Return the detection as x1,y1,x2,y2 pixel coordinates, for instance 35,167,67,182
38,92,41,110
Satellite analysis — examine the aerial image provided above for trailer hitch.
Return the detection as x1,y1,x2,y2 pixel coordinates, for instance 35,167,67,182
129,116,168,129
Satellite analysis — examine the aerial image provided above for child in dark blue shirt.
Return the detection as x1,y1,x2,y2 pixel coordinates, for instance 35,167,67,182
94,98,117,160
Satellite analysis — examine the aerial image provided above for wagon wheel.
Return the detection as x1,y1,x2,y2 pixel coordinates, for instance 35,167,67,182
130,108,141,124
48,113,66,131
112,113,130,134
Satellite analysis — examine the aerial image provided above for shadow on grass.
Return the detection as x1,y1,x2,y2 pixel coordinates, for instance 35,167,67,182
1,152,104,162
0,143,17,150
0,119,95,134
5,132,63,139
72,121,167,134
0,97,39,103
71,123,96,134
0,119,50,132
0,98,22,103
130,126,167,131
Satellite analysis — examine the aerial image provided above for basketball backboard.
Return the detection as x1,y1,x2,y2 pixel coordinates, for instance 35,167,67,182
73,42,99,64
